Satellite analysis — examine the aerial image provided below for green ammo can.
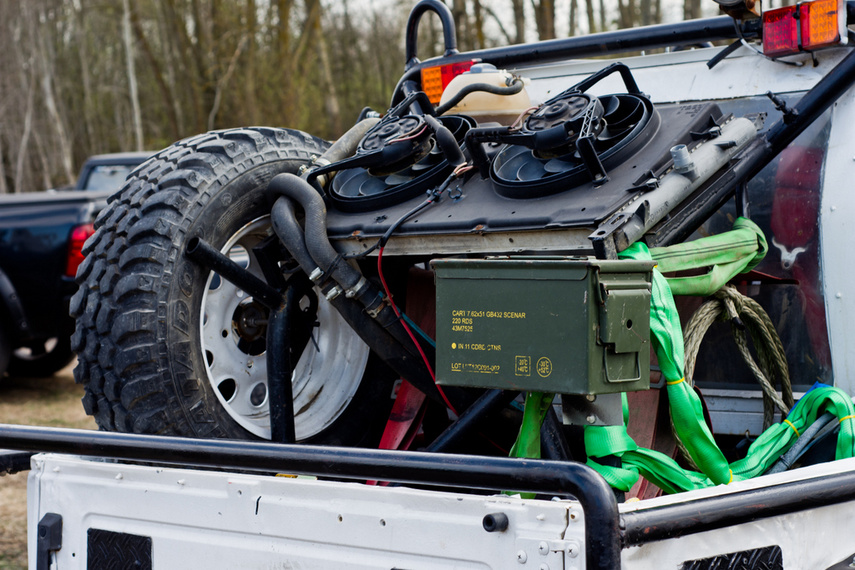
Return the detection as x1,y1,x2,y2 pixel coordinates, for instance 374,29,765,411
432,257,654,395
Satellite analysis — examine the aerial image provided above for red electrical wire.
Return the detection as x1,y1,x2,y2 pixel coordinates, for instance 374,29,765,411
377,246,458,416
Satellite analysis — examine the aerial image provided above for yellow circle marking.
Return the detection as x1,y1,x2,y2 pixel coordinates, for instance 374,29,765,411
536,357,552,378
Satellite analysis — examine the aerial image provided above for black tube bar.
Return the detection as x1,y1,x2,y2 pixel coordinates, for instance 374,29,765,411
267,287,298,444
425,389,518,453
393,16,757,106
404,0,459,70
744,47,855,182
0,423,619,570
185,236,282,310
621,468,855,548
651,46,855,248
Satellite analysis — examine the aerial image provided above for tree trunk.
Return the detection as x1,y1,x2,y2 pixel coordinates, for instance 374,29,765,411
536,0,556,40
452,0,469,51
244,0,259,126
15,71,35,194
570,0,578,36
586,0,596,33
131,3,180,140
599,0,607,32
122,0,144,151
512,0,525,43
472,0,485,49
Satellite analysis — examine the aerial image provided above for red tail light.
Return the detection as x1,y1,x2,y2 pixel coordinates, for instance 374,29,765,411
763,5,799,57
66,223,94,278
421,60,476,105
762,0,846,57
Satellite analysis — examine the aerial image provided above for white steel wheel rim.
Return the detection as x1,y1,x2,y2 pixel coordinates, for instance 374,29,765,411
199,216,370,440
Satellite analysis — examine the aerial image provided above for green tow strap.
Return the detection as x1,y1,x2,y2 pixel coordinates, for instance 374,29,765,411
582,221,855,492
648,217,768,296
508,391,555,498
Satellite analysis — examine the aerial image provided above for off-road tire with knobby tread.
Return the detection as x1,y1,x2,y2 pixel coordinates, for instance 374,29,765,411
71,127,394,444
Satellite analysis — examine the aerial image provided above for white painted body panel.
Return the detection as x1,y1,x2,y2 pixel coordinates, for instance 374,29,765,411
28,453,855,569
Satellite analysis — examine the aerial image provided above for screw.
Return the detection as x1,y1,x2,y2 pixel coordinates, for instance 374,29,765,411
585,394,596,402
517,550,528,564
538,542,549,555
586,415,597,424
566,540,581,558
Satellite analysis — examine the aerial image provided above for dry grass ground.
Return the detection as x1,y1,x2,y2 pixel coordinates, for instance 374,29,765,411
0,361,95,569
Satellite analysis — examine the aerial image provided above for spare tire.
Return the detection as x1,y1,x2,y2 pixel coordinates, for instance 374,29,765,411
71,127,394,445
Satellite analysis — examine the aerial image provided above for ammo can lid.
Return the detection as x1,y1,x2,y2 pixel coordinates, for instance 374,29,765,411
431,256,655,282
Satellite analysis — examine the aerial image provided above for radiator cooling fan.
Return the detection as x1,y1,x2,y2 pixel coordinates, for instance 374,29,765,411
491,89,659,198
329,114,475,213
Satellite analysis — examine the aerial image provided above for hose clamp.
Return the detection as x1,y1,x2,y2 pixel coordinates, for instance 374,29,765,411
324,285,343,301
308,268,325,283
345,276,369,299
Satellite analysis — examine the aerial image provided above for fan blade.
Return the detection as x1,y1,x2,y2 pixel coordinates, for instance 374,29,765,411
335,170,366,197
544,158,576,173
517,159,547,181
359,176,388,196
604,96,643,131
495,147,534,181
385,172,413,186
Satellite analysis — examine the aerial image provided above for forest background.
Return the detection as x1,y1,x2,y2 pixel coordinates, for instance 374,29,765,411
0,0,741,194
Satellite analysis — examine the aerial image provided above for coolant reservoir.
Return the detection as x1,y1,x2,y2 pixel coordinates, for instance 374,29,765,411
439,63,532,125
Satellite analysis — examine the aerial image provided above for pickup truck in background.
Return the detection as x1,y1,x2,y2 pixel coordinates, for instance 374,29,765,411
0,152,150,378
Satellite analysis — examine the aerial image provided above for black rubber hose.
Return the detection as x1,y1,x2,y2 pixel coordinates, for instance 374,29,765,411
434,78,524,116
268,187,451,407
766,412,836,474
423,115,465,168
269,173,362,291
271,197,319,275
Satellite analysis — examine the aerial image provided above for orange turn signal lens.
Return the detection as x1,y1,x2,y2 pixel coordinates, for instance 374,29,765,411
762,0,845,56
421,60,475,105
800,0,841,49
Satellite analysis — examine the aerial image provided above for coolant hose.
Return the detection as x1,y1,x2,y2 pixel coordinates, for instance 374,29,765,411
271,198,319,275
269,173,362,292
434,78,524,117
268,183,450,407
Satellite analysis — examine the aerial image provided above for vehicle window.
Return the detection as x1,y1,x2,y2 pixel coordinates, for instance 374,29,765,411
81,165,136,191
676,95,832,392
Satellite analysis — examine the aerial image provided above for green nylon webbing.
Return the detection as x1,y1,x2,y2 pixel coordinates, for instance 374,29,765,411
507,391,556,498
510,391,556,460
582,226,855,493
620,240,732,485
648,217,768,296
587,385,855,493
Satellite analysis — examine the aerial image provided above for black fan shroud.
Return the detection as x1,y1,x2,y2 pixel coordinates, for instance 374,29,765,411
329,115,476,213
491,93,660,199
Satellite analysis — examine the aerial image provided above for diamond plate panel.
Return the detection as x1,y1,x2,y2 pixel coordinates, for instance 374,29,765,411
681,545,783,570
87,528,152,570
